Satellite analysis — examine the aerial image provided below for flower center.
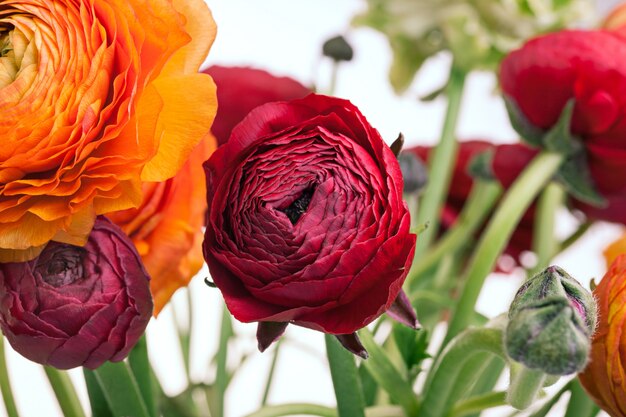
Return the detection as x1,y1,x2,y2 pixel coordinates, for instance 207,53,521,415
281,187,315,224
35,244,86,287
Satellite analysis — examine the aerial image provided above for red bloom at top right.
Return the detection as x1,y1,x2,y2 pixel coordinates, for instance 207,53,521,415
500,30,626,224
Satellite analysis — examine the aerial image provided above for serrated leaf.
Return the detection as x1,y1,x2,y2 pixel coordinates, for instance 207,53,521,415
392,325,430,374
504,96,545,147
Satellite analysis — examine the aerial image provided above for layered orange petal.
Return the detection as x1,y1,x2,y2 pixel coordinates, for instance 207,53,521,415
108,135,215,315
0,0,217,261
580,255,626,416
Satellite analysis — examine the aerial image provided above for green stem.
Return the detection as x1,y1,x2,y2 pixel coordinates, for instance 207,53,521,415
328,62,339,96
0,337,19,417
418,327,505,417
172,292,192,386
412,65,466,259
448,391,507,417
358,329,419,416
44,367,86,417
325,334,366,417
555,221,592,256
529,182,564,276
408,180,502,290
527,381,570,417
214,303,233,417
128,335,157,417
506,367,546,410
244,403,337,417
83,368,113,417
443,151,564,345
564,379,599,417
92,361,150,417
261,338,283,406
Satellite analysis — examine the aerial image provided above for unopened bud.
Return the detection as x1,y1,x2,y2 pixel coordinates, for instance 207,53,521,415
322,35,354,62
504,266,597,375
398,152,428,194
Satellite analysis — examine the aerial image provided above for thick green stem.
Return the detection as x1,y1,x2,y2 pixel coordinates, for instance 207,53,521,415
0,337,19,417
443,151,564,345
408,181,502,290
418,327,505,417
44,367,86,417
449,391,507,417
564,379,599,417
506,367,546,410
412,66,466,259
92,361,150,417
325,334,366,417
529,182,565,276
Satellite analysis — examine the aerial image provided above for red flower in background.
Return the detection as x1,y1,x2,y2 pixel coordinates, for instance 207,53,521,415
0,217,152,369
203,66,311,146
405,140,536,271
203,94,416,353
500,30,626,225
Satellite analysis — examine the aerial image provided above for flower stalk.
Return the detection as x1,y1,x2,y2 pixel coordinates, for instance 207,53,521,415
43,367,86,417
0,337,19,417
443,151,564,345
412,65,466,259
506,367,546,410
529,182,565,276
325,334,366,417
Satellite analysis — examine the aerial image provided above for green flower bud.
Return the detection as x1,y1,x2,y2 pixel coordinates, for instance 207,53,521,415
504,265,597,375
322,35,354,62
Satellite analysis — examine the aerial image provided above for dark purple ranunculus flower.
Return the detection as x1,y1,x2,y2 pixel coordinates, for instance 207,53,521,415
0,217,152,369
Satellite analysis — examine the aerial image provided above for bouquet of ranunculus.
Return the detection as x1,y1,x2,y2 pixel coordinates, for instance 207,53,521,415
3,0,626,416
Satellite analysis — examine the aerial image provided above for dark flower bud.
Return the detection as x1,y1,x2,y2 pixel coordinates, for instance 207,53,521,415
322,35,354,62
0,217,153,369
504,265,597,375
398,152,428,194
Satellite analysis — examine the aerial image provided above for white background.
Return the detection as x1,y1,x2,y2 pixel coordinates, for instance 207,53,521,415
1,0,624,416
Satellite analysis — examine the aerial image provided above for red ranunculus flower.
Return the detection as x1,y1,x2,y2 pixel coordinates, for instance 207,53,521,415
203,94,416,352
406,140,536,271
203,66,311,146
500,30,626,224
0,217,152,369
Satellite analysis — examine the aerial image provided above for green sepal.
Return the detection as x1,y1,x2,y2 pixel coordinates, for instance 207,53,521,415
542,100,581,155
556,154,606,206
467,149,495,181
504,96,544,147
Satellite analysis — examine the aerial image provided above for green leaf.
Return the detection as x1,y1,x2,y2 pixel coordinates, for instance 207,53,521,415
92,361,150,417
358,329,419,416
0,337,19,417
128,335,157,417
325,334,366,417
392,325,429,379
556,153,606,206
83,369,113,417
359,364,379,407
504,97,545,147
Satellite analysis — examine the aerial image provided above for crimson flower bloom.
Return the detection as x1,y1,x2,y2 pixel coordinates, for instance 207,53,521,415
405,140,536,271
500,30,626,225
0,217,152,369
203,94,417,355
203,66,310,146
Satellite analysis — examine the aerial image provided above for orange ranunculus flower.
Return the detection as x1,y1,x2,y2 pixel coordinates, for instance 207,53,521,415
107,136,215,315
579,254,626,416
603,3,626,32
0,0,217,262
604,233,626,268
